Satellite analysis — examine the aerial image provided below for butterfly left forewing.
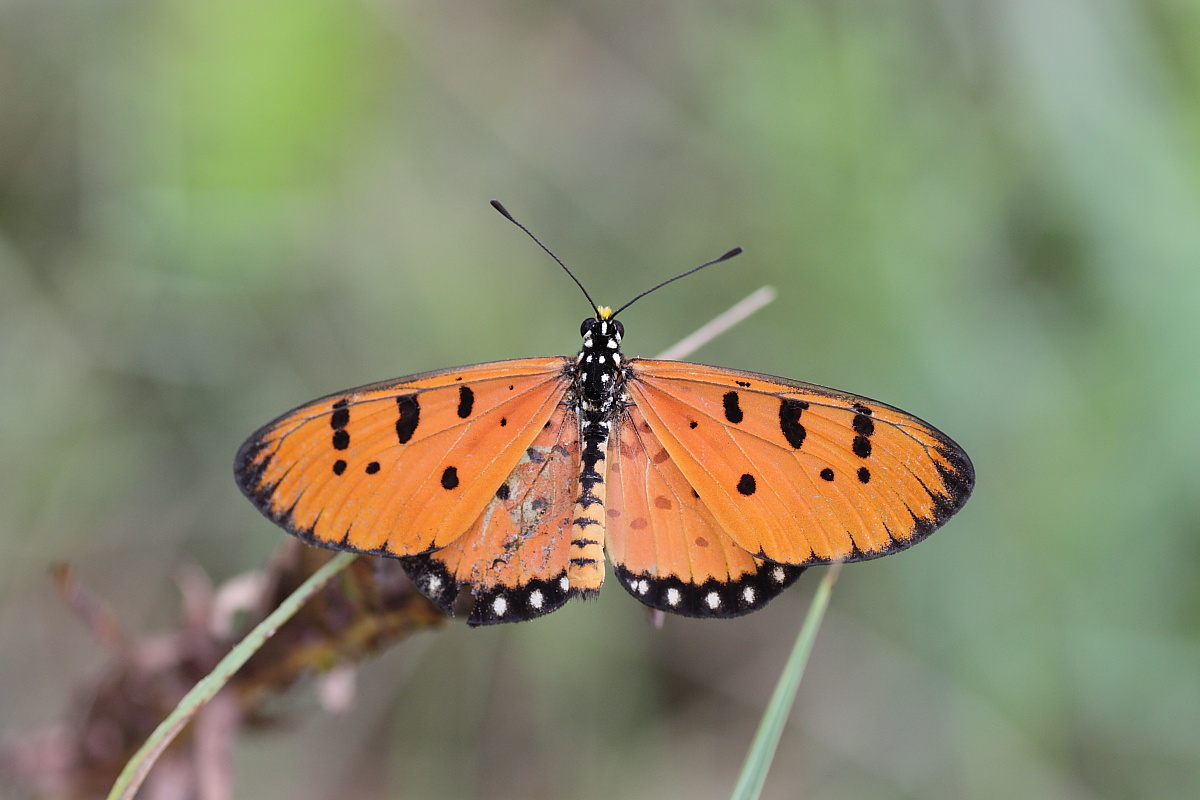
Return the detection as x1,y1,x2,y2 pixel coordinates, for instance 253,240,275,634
607,403,804,617
626,359,974,566
235,357,571,557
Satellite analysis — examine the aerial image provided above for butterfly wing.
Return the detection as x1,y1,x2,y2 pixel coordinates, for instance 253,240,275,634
607,402,805,617
235,357,572,557
402,403,581,625
625,359,974,566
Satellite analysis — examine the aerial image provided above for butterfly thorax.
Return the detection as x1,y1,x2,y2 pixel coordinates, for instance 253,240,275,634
574,314,626,416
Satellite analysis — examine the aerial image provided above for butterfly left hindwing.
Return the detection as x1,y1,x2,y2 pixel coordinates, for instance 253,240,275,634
402,403,581,625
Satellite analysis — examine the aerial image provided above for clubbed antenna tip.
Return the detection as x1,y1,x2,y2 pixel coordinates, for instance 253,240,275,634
491,199,599,313
612,246,745,318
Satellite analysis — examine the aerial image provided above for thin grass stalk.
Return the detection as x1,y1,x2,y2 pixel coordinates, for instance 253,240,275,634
730,563,841,800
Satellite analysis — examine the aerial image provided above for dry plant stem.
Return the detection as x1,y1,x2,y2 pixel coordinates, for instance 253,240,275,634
655,286,777,360
107,551,358,800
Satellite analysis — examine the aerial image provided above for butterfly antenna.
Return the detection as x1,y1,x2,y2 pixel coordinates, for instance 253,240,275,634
491,200,599,312
612,246,743,318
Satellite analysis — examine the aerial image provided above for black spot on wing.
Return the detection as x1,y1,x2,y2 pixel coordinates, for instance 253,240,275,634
779,398,808,448
457,385,475,418
820,467,834,481
396,394,420,443
330,400,351,450
737,473,756,496
330,401,350,430
853,436,872,458
441,466,459,490
722,391,744,424
333,459,347,475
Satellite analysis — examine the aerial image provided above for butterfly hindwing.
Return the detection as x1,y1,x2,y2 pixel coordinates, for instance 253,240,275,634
607,403,805,617
235,357,572,557
625,359,974,566
402,404,582,625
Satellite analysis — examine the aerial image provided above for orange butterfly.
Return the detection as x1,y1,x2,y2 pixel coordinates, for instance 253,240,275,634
236,202,973,625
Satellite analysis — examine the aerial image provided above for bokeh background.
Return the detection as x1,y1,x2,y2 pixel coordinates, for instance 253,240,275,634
2,1,1198,798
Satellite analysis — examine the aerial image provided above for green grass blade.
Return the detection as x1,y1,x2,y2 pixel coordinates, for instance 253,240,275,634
107,550,358,800
730,563,840,800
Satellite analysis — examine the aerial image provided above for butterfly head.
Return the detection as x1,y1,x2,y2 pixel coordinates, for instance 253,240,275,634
576,310,626,413
580,313,624,349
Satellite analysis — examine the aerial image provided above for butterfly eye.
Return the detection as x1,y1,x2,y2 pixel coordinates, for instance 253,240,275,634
580,318,597,337
612,320,625,339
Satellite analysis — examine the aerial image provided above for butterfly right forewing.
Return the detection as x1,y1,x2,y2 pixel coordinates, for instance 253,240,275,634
235,357,572,557
625,359,973,566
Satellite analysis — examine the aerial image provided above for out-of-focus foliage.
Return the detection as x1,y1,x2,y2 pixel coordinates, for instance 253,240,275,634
1,1,1197,798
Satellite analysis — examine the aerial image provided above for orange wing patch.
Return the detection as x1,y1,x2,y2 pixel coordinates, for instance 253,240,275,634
606,404,804,617
402,404,581,625
626,359,973,566
235,357,572,557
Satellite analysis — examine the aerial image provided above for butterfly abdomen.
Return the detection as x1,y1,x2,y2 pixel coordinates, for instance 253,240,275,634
567,417,610,594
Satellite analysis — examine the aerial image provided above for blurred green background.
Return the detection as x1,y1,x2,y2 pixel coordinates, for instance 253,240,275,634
2,1,1198,798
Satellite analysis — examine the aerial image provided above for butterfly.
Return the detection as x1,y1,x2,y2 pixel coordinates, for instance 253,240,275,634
235,202,974,626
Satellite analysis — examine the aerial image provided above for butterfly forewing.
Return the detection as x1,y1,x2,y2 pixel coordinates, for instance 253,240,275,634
607,403,804,617
235,357,572,556
625,359,974,566
402,404,582,625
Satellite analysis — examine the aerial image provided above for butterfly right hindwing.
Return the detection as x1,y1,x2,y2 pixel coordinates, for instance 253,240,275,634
606,402,804,617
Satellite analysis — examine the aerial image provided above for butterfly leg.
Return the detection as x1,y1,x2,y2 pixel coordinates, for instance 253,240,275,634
567,417,610,595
